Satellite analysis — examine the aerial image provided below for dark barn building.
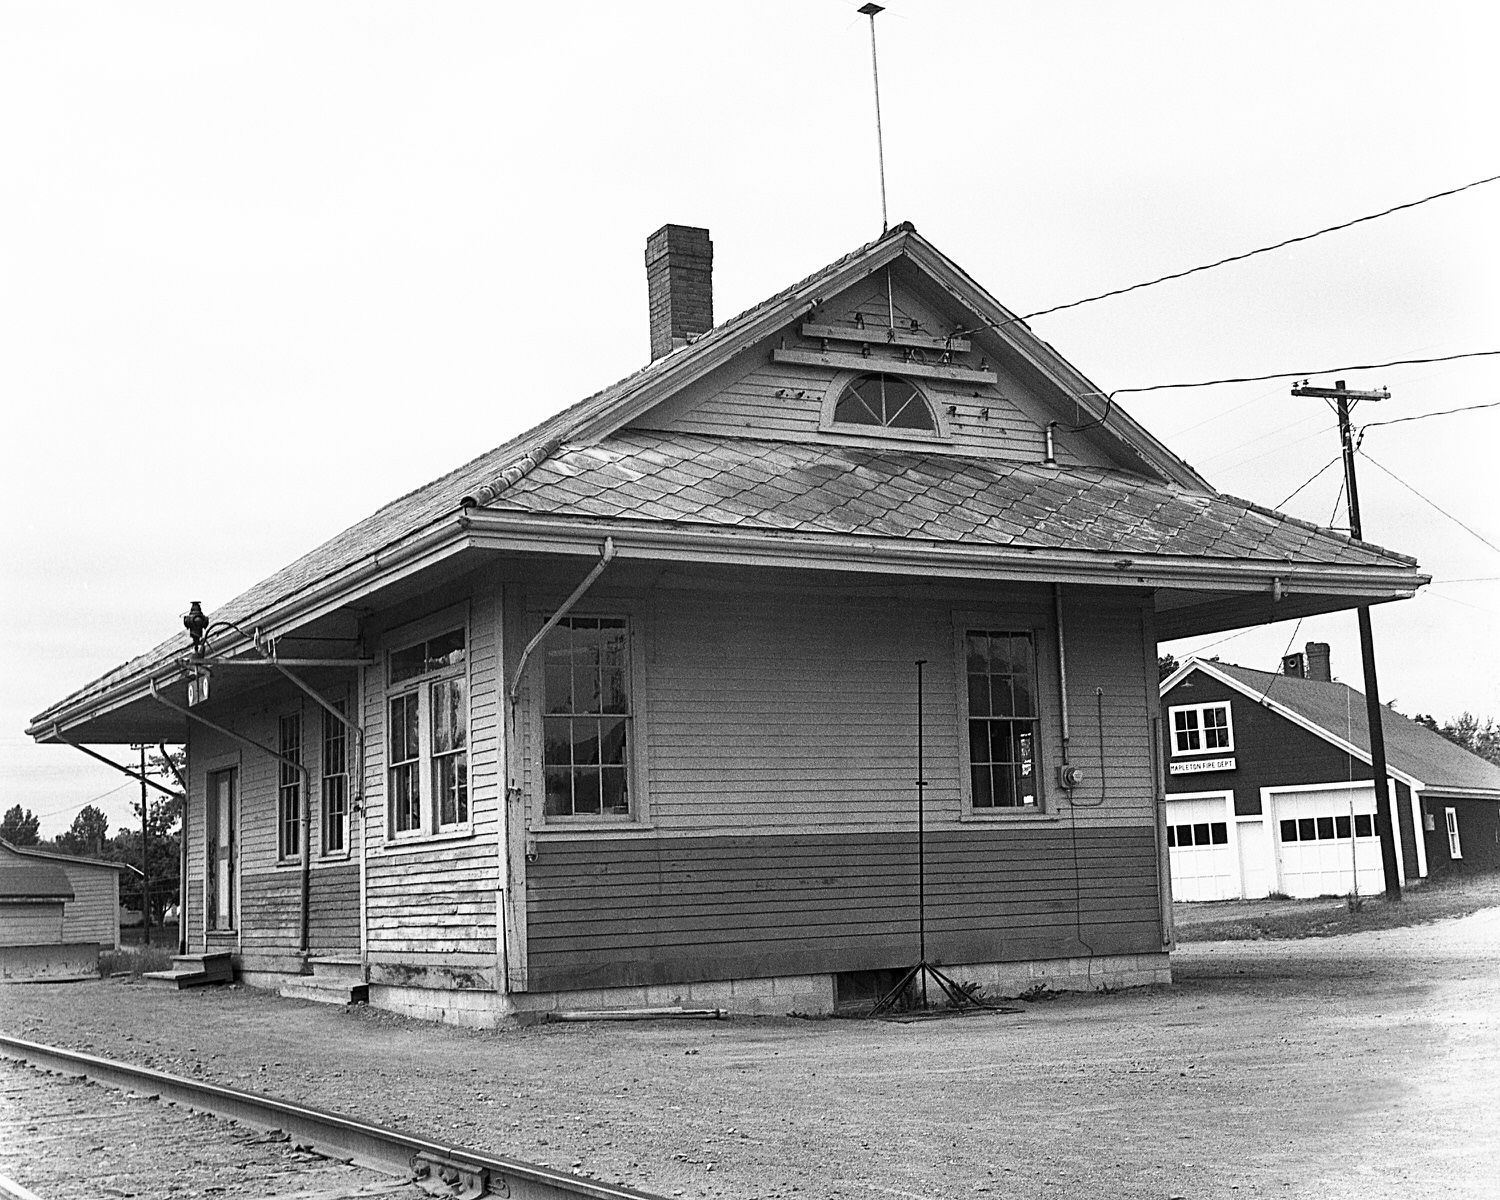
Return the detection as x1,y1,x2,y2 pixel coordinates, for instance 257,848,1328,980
1162,646,1500,900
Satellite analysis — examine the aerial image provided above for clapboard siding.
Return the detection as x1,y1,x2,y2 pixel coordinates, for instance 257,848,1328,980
626,276,1108,469
526,827,1161,991
522,576,1153,835
361,579,503,969
0,903,66,947
238,862,359,954
58,863,120,948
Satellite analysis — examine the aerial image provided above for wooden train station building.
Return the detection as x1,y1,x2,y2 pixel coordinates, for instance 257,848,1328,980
28,224,1427,1023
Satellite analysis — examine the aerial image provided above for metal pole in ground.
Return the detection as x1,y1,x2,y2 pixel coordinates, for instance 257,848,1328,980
1291,379,1402,900
139,744,151,946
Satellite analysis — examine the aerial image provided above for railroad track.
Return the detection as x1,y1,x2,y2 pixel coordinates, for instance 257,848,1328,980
0,1036,664,1200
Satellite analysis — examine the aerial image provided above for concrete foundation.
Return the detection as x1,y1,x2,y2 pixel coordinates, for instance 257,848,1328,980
261,951,1173,1030
0,941,99,982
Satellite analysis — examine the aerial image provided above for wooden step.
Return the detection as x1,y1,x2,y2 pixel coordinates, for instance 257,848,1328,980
279,974,369,1006
142,951,234,990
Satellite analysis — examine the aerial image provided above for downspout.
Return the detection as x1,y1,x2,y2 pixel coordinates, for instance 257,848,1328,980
255,658,368,974
506,538,618,712
1054,584,1071,767
502,537,616,993
148,679,315,954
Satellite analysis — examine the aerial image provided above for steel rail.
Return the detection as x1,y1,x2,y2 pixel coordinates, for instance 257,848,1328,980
0,1036,663,1200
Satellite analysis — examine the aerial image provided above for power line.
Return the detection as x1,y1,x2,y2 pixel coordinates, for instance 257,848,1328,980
1360,399,1500,435
1109,349,1500,399
1018,171,1500,321
1275,456,1342,509
1061,350,1500,435
1357,450,1500,556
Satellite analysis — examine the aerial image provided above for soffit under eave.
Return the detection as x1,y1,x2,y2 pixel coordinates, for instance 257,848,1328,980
1154,586,1417,641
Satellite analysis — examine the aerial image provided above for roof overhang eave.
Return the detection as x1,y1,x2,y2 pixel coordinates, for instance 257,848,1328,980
463,509,1425,596
27,512,474,743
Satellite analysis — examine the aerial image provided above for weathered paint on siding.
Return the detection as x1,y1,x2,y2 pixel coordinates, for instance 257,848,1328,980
58,862,120,948
526,826,1162,992
520,574,1156,838
360,578,504,986
518,571,1160,987
0,901,67,947
627,279,1106,470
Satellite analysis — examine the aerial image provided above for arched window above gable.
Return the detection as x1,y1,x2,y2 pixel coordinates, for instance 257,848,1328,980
832,373,937,433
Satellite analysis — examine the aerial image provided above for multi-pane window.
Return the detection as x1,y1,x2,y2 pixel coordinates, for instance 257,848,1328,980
833,373,936,431
322,700,348,855
1170,702,1234,755
965,630,1039,809
386,623,468,839
1445,808,1463,859
388,691,421,835
1280,814,1376,842
542,617,631,819
432,677,468,828
278,713,302,860
1167,821,1229,847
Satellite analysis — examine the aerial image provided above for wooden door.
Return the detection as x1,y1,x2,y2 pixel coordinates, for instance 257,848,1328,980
206,767,238,931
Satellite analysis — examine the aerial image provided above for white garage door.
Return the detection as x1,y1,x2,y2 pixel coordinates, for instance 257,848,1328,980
1272,786,1385,898
1166,795,1237,901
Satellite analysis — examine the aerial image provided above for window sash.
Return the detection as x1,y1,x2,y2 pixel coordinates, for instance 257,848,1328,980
963,629,1040,810
388,692,421,835
278,713,302,860
1171,703,1232,755
541,617,633,820
1446,808,1463,858
322,700,349,855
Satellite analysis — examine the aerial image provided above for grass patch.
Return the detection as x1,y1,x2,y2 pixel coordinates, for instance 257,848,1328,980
99,943,176,976
1175,870,1500,941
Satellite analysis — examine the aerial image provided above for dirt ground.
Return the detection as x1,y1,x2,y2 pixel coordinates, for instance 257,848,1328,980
4,907,1497,1200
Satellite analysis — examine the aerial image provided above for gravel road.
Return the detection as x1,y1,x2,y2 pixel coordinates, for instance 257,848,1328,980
3,907,1496,1200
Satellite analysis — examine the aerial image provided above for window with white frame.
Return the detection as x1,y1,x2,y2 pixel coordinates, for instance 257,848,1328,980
278,712,302,861
385,624,469,838
1169,701,1234,755
321,699,349,856
962,629,1040,810
1445,807,1463,859
541,616,633,820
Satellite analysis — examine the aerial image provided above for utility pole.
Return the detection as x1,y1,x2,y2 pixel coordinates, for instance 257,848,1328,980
139,744,152,945
1290,379,1401,901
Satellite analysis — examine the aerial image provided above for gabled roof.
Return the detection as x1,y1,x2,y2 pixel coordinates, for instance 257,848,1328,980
1164,659,1500,798
29,225,1427,740
0,839,132,873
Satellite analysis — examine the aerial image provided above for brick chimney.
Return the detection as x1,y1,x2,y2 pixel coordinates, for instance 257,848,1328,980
1305,642,1332,682
1281,652,1305,679
646,224,713,361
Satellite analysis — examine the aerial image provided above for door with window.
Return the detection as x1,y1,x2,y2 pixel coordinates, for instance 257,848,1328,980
205,767,238,933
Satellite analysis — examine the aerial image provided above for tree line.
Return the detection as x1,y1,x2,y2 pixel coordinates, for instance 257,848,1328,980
1,748,184,923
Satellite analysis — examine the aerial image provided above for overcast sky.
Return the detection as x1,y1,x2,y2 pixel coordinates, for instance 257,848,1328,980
3,2,1496,839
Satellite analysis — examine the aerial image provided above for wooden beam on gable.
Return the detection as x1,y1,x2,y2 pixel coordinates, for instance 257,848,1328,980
772,347,998,384
800,322,971,353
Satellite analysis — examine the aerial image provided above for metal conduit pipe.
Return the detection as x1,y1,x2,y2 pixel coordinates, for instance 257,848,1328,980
1054,583,1071,756
148,679,316,954
507,538,617,711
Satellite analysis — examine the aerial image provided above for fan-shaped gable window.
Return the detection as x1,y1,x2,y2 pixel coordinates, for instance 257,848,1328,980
832,373,936,432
